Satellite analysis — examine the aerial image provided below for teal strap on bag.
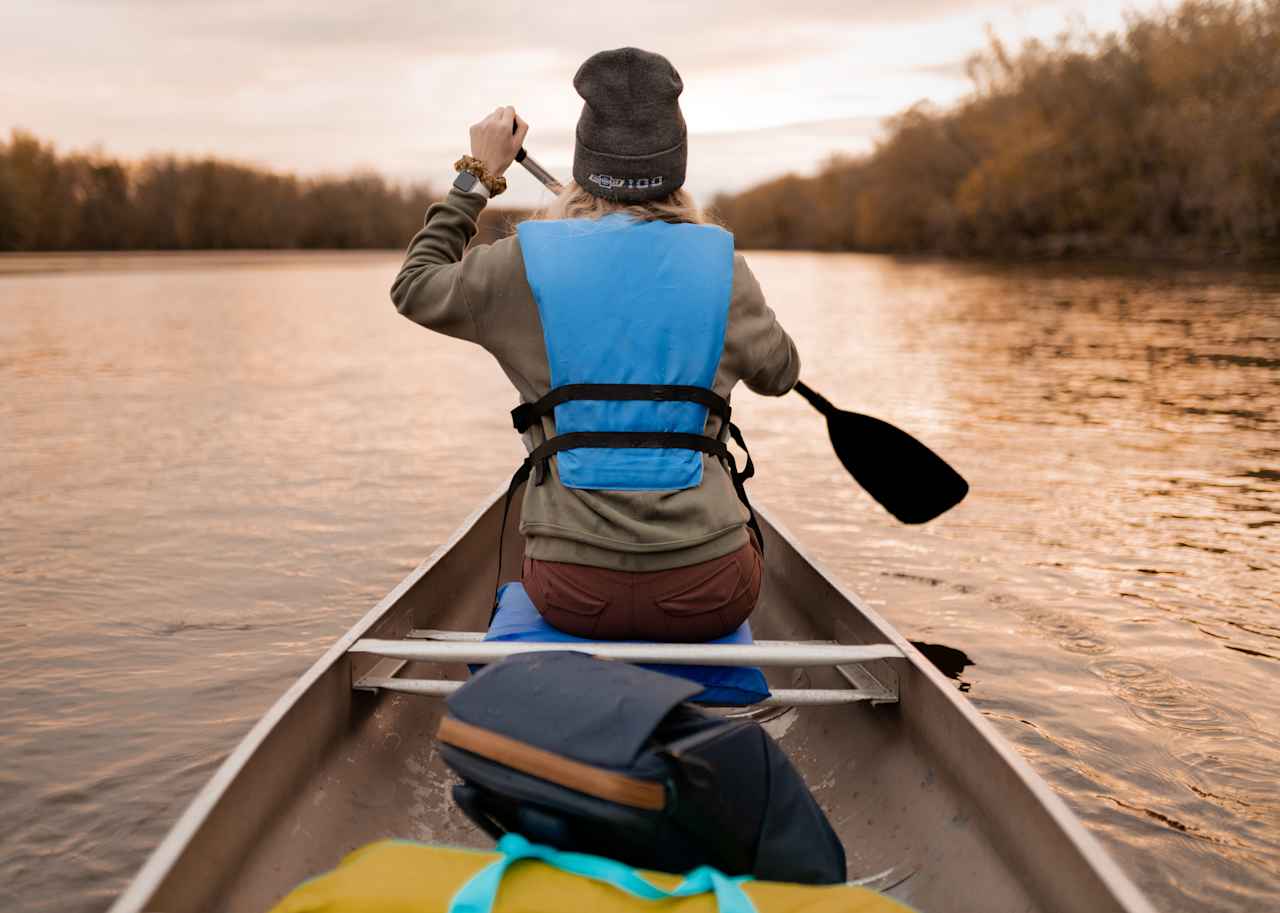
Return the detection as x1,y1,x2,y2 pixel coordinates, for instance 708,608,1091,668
449,833,757,913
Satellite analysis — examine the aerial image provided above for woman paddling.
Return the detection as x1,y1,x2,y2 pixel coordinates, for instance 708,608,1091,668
391,47,799,642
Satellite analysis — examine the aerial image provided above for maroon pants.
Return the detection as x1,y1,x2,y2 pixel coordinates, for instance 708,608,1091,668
522,535,763,642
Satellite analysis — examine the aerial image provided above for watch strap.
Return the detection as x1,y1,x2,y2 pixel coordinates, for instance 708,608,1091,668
454,154,507,197
452,170,490,199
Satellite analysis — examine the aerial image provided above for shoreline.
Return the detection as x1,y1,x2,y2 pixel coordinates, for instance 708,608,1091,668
5,244,1277,278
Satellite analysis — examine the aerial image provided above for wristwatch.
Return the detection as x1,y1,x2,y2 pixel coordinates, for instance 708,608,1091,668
452,170,490,199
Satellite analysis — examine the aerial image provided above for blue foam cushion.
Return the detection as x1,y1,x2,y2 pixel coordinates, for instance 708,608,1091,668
484,582,770,706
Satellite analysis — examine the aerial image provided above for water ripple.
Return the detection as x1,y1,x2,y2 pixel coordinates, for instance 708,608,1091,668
3,251,1277,913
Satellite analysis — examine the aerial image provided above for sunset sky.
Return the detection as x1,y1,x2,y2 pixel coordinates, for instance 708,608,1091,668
3,0,1167,206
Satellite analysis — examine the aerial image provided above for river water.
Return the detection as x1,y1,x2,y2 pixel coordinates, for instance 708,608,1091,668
1,250,1276,913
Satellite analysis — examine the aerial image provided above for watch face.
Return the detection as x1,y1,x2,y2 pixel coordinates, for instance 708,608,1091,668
453,171,479,192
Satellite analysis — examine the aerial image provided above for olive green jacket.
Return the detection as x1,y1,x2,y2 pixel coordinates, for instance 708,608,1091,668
391,189,799,570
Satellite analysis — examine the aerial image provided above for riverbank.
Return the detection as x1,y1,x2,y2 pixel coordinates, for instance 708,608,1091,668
712,0,1280,264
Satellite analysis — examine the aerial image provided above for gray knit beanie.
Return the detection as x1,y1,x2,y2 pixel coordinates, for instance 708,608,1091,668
572,47,687,202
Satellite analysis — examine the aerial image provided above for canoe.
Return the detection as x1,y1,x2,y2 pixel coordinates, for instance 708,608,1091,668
110,488,1156,913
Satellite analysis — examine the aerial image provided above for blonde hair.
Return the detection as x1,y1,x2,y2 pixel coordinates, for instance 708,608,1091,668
529,181,714,226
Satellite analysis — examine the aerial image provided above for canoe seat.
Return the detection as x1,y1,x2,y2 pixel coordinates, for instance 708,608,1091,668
478,582,769,705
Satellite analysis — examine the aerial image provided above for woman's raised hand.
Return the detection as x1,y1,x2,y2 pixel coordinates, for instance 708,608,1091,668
470,107,529,178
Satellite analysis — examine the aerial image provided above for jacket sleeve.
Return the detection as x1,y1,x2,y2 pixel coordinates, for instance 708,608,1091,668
723,253,801,395
389,189,491,343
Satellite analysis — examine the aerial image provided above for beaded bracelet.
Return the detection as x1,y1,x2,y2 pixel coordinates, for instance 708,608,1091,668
454,155,507,197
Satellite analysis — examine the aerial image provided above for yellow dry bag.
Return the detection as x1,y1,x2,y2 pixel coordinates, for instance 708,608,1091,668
268,834,917,913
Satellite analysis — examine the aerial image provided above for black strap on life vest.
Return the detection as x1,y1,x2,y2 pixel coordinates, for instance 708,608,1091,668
494,385,763,600
510,384,731,434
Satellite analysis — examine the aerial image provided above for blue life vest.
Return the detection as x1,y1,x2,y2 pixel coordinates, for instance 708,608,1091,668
515,214,734,491
494,215,764,595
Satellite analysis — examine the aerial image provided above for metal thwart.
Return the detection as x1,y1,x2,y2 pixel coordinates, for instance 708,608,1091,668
350,633,903,707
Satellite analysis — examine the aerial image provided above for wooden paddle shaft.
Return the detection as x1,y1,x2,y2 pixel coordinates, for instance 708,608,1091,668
513,117,565,194
515,148,563,194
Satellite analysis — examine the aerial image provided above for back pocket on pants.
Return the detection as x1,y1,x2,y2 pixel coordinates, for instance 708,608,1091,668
654,560,746,617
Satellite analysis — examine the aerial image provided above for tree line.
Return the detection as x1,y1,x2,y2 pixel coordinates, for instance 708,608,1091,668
4,0,1275,259
0,131,439,251
712,0,1280,260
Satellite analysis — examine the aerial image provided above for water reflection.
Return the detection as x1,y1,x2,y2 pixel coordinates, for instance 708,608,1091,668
0,251,1276,913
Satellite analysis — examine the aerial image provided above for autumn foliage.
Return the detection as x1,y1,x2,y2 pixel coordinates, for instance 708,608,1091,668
0,134,437,251
713,0,1280,260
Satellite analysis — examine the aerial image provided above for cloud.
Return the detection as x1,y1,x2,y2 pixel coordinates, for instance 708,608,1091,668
40,0,1031,58
2,0,1166,196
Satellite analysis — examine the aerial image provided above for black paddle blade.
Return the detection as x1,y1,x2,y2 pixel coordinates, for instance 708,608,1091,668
793,382,968,524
